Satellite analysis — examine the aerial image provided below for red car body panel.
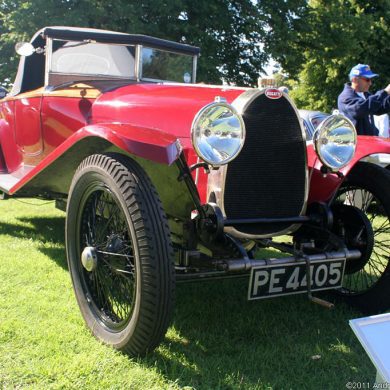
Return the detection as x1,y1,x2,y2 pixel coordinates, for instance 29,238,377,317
0,85,184,194
41,96,92,157
1,82,390,205
91,84,244,139
6,123,180,194
0,83,244,195
92,84,245,202
15,97,43,156
307,136,390,203
0,100,21,173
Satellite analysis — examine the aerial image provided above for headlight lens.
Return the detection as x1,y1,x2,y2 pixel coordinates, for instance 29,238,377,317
191,102,245,166
314,114,357,171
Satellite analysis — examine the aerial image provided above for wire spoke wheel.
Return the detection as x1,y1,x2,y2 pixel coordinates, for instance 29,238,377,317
334,187,388,293
79,187,136,331
331,162,390,313
66,154,175,355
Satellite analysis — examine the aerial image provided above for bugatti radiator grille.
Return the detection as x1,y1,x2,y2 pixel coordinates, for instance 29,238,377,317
224,92,307,235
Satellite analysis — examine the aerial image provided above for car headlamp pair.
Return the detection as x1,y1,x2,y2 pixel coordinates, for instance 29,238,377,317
191,101,357,171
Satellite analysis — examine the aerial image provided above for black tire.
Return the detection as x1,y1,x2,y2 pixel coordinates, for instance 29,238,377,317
332,162,390,313
66,153,175,356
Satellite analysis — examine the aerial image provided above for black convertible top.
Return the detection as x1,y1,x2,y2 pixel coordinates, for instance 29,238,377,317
10,26,200,96
39,26,200,56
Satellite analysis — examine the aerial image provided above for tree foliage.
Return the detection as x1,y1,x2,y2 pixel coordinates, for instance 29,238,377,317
0,0,269,87
265,0,390,111
2,0,388,109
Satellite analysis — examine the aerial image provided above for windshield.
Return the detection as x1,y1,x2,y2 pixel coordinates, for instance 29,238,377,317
141,47,194,83
50,40,136,78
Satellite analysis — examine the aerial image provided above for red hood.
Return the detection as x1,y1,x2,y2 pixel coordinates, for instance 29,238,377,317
90,83,245,144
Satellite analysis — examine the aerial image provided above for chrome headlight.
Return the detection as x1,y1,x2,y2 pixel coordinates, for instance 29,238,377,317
313,114,357,171
191,102,245,166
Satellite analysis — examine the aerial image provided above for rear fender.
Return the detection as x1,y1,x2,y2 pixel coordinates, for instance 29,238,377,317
308,136,390,203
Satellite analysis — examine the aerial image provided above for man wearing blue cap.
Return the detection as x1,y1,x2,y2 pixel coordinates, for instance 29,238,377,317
337,64,390,135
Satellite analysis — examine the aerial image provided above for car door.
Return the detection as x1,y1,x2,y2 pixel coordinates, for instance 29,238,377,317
40,84,99,156
13,89,44,165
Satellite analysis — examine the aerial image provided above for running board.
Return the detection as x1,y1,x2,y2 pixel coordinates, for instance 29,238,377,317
0,165,34,193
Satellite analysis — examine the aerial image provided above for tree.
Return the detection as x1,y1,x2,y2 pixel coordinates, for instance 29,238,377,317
0,0,269,87
264,0,390,112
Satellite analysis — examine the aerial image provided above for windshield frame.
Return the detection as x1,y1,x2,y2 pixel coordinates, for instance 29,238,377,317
45,37,198,88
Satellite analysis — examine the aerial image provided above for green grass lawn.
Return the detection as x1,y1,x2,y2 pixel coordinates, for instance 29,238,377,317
0,198,377,389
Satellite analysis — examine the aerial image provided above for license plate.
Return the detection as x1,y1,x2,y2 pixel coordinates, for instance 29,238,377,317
248,258,346,300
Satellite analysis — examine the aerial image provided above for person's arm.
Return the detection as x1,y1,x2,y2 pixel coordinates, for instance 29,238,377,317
374,84,390,115
340,93,381,118
341,89,390,118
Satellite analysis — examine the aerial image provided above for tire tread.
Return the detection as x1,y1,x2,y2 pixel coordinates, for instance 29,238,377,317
67,153,175,356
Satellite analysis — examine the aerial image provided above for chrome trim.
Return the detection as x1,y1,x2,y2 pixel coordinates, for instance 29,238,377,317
81,246,98,272
44,37,53,87
192,55,197,83
135,44,142,81
195,157,200,185
207,88,309,239
48,72,134,80
142,77,193,84
190,101,246,166
313,114,357,171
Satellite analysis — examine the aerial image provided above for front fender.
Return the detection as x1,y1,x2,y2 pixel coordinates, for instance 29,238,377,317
74,123,182,165
308,136,390,203
9,123,182,195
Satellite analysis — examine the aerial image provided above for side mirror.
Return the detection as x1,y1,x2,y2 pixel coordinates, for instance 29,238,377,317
15,42,36,56
0,87,7,99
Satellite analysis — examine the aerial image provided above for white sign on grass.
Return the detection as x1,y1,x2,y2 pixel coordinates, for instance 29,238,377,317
349,313,390,383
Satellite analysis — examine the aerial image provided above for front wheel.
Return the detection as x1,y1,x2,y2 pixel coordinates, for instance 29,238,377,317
332,162,390,313
66,154,175,356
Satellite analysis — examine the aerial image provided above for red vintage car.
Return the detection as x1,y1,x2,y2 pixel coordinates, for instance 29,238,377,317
1,27,390,356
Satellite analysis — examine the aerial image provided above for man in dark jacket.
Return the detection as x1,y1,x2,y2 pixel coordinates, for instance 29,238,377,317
337,64,390,135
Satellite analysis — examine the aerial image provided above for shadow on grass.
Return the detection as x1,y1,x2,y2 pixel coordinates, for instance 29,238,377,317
143,280,372,389
0,216,67,270
0,216,65,244
40,247,68,270
0,213,373,388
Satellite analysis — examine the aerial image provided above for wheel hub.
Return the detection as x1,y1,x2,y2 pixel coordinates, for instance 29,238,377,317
81,246,98,272
332,204,374,274
106,235,123,252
